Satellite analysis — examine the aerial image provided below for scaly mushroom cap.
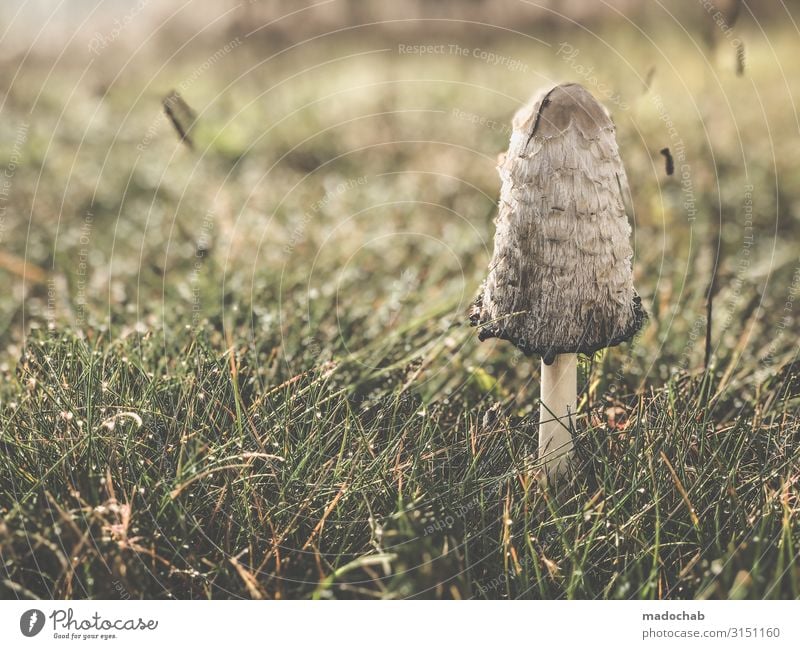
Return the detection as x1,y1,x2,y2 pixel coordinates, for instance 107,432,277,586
469,82,645,363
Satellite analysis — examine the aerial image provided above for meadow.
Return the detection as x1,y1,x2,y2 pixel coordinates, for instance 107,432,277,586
1,3,799,599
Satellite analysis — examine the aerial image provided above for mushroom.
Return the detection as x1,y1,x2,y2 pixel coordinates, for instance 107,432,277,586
469,82,645,483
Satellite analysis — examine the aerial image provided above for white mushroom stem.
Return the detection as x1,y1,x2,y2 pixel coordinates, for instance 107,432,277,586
539,353,576,482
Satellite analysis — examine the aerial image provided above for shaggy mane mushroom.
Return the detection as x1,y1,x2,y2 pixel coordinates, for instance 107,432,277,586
470,82,646,483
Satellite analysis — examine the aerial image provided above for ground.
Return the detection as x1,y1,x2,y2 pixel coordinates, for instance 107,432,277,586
1,4,800,599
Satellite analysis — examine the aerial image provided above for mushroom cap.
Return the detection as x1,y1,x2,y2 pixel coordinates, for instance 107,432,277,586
469,82,645,362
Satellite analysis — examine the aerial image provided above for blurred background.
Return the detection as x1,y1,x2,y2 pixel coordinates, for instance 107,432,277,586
2,0,800,600
1,0,797,383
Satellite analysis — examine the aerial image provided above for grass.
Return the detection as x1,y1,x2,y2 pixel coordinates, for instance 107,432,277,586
1,9,800,599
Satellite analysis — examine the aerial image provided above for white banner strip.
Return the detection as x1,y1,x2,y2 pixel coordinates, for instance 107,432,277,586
1,600,797,648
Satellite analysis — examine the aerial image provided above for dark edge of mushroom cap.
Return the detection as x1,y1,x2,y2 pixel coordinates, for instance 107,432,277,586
469,292,646,364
